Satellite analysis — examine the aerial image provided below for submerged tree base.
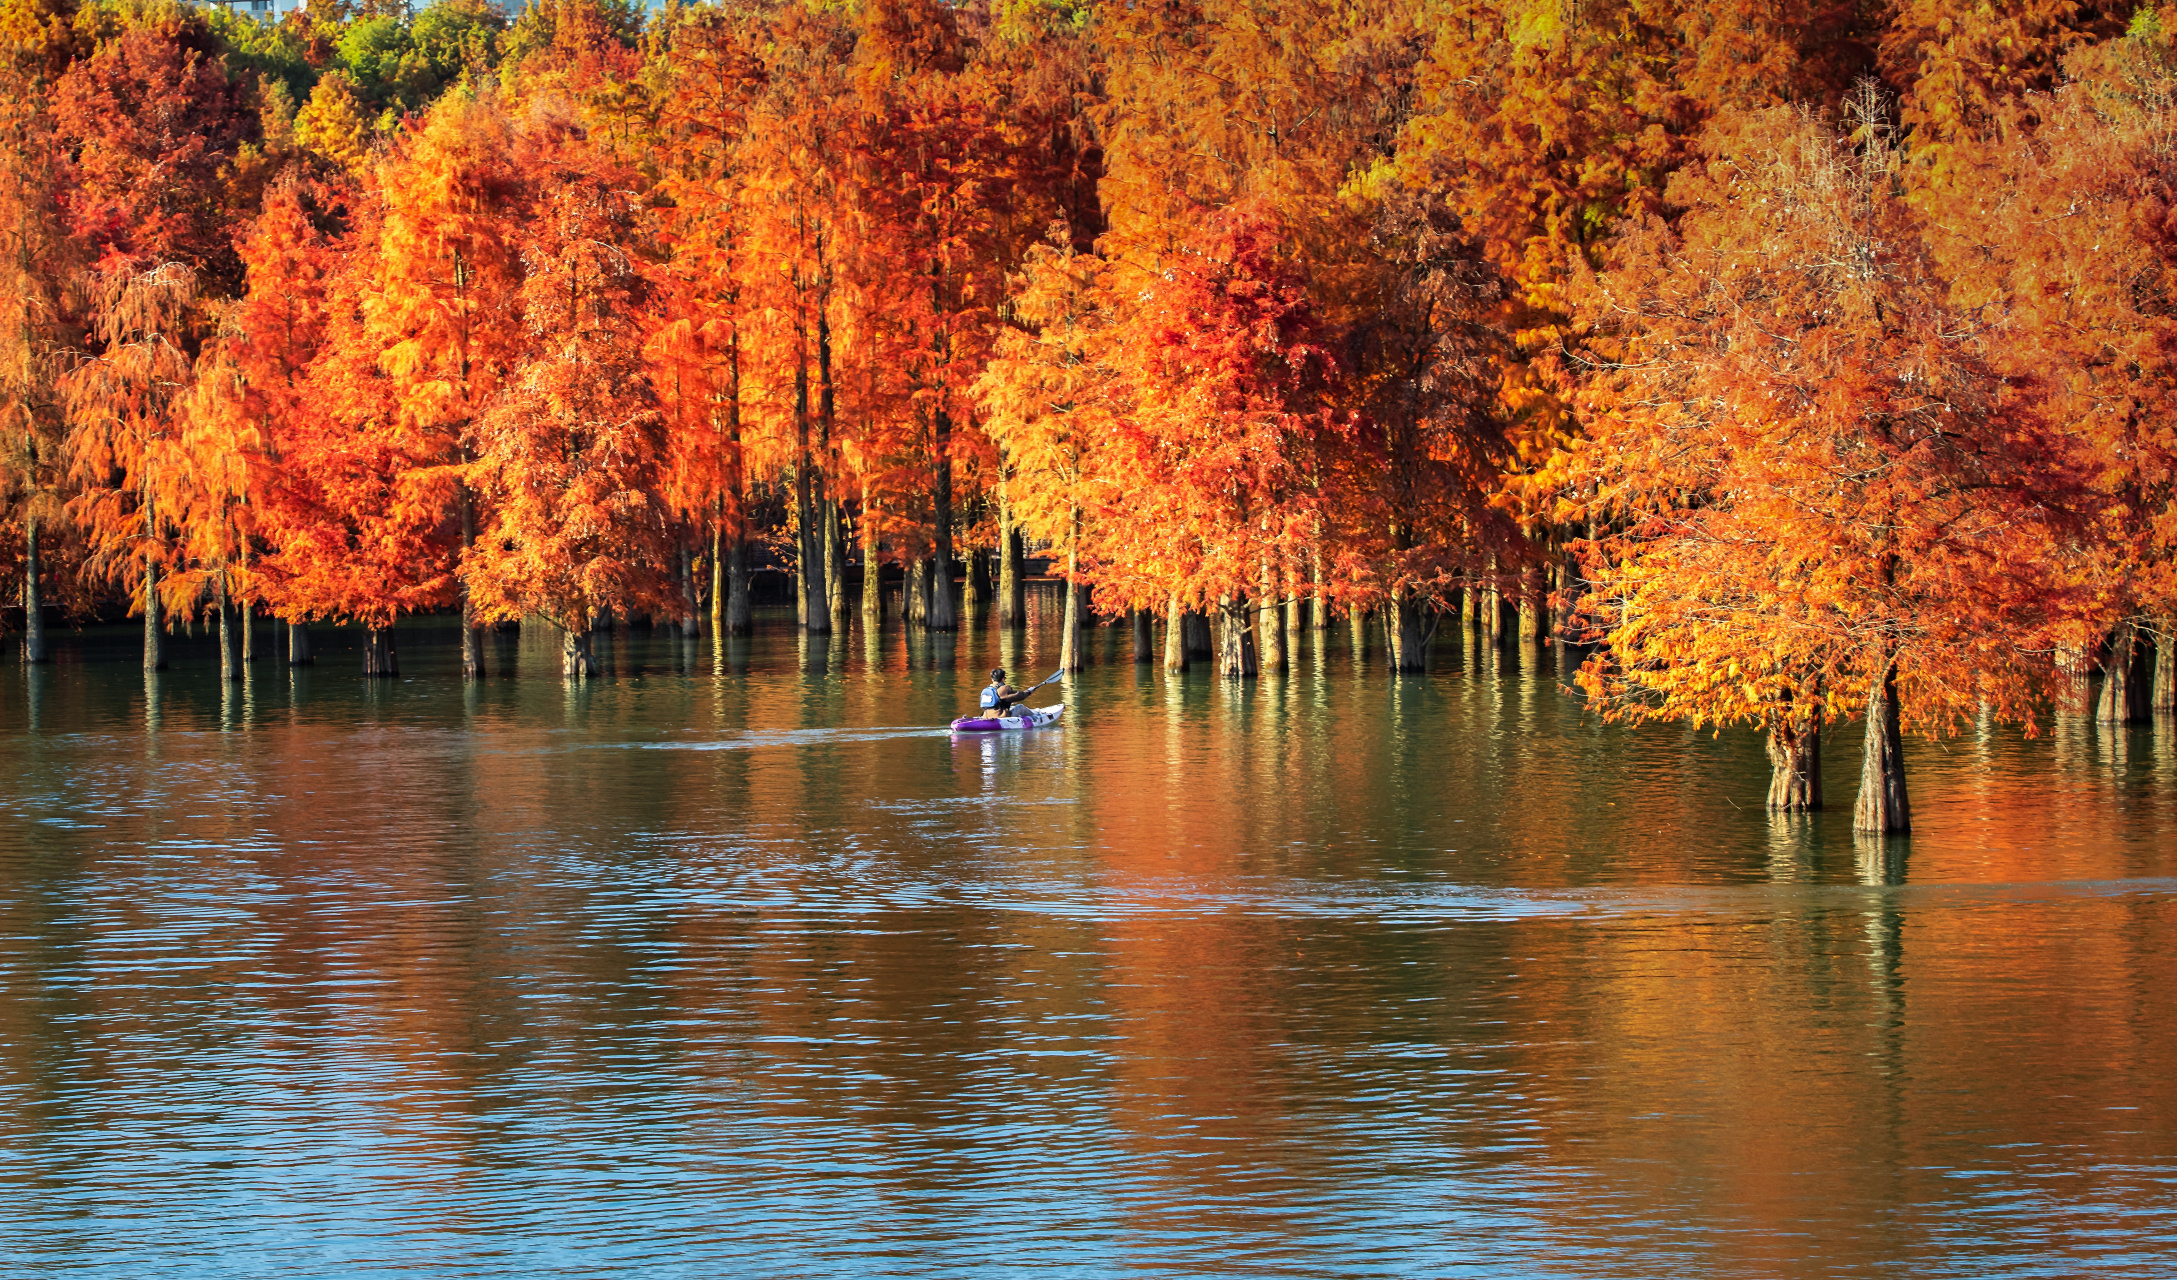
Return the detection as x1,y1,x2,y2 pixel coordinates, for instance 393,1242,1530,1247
1765,721,1821,812
363,628,398,678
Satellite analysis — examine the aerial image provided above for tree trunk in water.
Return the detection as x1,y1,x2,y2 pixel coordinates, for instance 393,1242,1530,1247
710,523,727,634
289,619,312,666
239,599,254,666
826,498,847,630
1060,541,1083,672
861,498,883,622
1217,599,1258,678
905,558,927,628
216,577,241,682
1132,608,1153,663
1853,666,1909,835
998,489,1025,629
929,412,958,631
2156,622,2175,714
143,558,164,672
459,482,483,679
2058,645,2092,713
795,468,828,635
21,519,45,663
1310,547,1330,631
561,621,594,679
680,542,700,639
363,626,398,678
1518,564,1543,643
967,547,992,612
724,532,751,636
1348,602,1367,655
1284,563,1304,653
1391,594,1430,673
2098,621,2147,725
1165,595,1188,672
1256,557,1285,675
1765,720,1821,812
1184,609,1211,657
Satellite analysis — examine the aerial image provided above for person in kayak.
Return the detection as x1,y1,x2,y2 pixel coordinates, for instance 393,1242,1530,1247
981,667,1024,717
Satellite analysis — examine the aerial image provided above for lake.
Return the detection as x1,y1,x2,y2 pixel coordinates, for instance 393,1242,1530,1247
2,592,2173,1278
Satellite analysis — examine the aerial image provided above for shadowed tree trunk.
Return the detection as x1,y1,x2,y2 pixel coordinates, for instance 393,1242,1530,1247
1765,718,1821,811
1132,607,1153,663
722,527,751,636
1390,592,1432,673
2156,621,2174,714
1165,595,1188,672
1184,609,1211,657
1853,665,1909,835
288,617,311,665
1218,597,1258,678
363,626,398,678
967,546,991,612
1348,602,1366,655
459,483,483,678
239,598,253,666
998,483,1025,629
681,542,700,639
22,519,45,663
216,576,240,682
929,408,958,631
2098,621,2148,725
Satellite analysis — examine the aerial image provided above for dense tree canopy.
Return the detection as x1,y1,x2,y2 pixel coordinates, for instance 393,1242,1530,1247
4,0,2177,829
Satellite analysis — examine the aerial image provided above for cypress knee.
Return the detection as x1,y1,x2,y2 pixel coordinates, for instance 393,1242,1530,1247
1853,666,1909,835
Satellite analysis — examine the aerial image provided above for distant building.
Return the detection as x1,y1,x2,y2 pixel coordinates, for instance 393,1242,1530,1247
206,0,308,23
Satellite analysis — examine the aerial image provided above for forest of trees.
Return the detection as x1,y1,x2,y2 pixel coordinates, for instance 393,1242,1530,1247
5,0,2177,831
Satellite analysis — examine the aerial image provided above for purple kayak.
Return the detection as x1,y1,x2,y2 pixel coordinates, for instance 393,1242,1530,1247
949,703,1065,732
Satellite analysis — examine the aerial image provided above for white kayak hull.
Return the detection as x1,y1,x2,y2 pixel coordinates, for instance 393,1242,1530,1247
950,703,1065,732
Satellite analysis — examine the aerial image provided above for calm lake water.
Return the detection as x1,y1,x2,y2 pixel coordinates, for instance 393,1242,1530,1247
2,591,2173,1278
